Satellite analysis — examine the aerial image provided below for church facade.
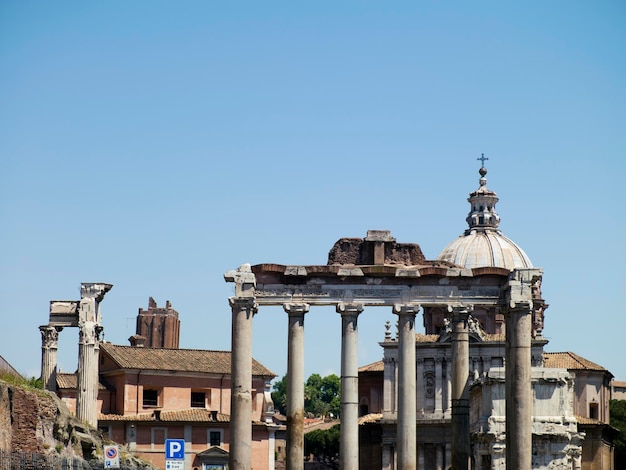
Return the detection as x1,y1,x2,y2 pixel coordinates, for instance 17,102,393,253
356,165,616,469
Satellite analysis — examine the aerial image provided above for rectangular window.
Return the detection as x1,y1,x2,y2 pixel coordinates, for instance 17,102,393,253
209,431,221,446
143,389,159,407
191,392,206,408
589,402,599,420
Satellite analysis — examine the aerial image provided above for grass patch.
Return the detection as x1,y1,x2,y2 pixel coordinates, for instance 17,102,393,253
0,371,44,390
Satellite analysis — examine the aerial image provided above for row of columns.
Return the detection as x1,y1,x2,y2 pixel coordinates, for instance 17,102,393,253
225,264,537,470
39,283,112,428
229,299,505,470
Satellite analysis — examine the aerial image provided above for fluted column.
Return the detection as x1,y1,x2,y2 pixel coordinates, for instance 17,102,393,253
76,320,102,426
337,302,363,470
76,283,112,427
505,303,533,470
394,303,420,470
450,305,471,470
40,325,61,392
284,303,309,470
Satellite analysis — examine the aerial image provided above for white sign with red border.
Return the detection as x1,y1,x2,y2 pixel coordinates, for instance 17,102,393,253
104,445,120,468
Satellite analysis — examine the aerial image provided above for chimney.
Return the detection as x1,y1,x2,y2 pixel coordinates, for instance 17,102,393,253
128,335,147,347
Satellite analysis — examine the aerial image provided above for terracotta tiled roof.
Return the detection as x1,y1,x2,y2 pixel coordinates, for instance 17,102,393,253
612,380,626,387
416,334,439,343
358,413,382,424
544,352,607,372
359,360,383,373
57,373,107,390
98,409,270,425
575,415,604,425
100,343,275,377
99,409,229,422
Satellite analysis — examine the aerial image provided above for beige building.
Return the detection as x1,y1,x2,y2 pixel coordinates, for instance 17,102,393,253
611,381,626,401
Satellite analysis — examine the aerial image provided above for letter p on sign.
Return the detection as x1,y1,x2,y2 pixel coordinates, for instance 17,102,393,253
165,439,185,459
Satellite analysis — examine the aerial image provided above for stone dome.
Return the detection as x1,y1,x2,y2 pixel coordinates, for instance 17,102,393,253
437,160,533,270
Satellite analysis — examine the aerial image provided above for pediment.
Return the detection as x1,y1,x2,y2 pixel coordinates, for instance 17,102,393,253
197,446,229,458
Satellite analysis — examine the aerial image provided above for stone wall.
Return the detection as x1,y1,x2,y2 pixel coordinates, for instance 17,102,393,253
0,379,156,469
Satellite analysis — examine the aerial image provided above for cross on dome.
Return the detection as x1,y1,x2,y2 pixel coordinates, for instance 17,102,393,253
477,153,489,167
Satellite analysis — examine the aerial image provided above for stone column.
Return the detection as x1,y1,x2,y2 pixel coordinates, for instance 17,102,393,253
393,303,419,470
505,303,533,470
436,443,444,470
416,358,424,415
76,320,103,426
229,296,257,470
446,359,452,415
505,268,541,470
435,357,443,415
383,357,395,418
39,325,61,392
76,282,112,427
284,303,309,470
225,264,258,470
337,302,363,470
382,444,393,470
450,305,471,470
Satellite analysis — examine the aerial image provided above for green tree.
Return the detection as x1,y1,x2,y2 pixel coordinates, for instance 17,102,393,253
272,373,341,418
271,374,288,415
611,399,626,469
304,425,340,469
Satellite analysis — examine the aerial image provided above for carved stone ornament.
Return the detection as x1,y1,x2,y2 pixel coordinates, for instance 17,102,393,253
424,371,436,399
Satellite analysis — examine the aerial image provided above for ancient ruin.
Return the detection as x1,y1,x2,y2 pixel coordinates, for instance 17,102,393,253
39,283,112,427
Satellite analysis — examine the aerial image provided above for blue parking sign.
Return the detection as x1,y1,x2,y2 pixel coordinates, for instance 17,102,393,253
165,439,185,459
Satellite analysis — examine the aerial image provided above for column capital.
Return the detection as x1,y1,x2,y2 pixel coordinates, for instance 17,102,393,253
229,296,258,313
283,303,310,315
447,304,473,316
40,325,62,345
392,303,421,315
507,301,533,313
78,320,101,345
80,283,113,301
336,302,363,315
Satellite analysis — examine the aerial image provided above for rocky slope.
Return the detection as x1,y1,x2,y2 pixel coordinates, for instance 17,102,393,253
0,379,156,469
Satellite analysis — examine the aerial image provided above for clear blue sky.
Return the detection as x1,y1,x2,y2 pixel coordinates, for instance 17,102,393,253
1,2,624,383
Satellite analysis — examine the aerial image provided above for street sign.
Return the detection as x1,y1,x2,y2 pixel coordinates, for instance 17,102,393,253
165,460,185,470
104,445,120,468
165,438,185,459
